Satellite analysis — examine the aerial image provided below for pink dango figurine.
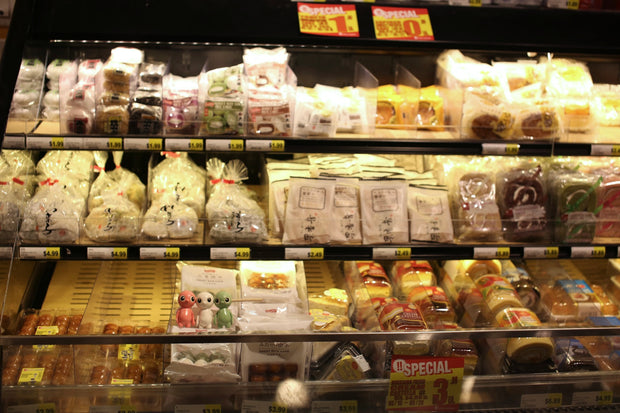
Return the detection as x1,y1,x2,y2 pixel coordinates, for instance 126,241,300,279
176,290,196,328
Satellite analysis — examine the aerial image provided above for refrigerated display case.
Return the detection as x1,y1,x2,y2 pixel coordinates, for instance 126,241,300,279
1,1,620,412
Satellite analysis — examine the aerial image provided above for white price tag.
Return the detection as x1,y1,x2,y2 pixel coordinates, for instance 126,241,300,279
27,136,84,149
81,137,123,150
205,139,244,151
0,246,12,259
373,247,411,260
20,247,60,259
241,401,286,413
311,400,357,413
473,247,510,259
124,138,162,151
572,391,613,406
284,247,324,260
590,144,620,156
571,246,605,258
139,247,180,260
3,135,25,148
8,403,56,413
246,139,285,151
523,247,559,259
521,393,562,408
166,138,204,151
87,247,128,260
210,247,250,260
481,143,520,155
175,405,222,413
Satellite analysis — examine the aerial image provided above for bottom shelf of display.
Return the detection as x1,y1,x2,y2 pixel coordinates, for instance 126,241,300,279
2,371,619,413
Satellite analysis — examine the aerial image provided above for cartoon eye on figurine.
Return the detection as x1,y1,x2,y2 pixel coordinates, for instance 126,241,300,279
214,290,233,329
196,291,215,329
176,290,196,328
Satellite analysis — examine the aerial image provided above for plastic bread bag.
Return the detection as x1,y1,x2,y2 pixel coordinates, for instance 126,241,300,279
0,150,36,176
497,160,549,242
150,152,207,218
595,172,620,239
163,74,200,135
491,60,545,92
358,179,409,244
132,87,163,106
84,193,141,242
592,84,620,126
129,103,162,135
98,90,130,107
36,150,94,198
17,58,44,82
407,184,454,243
43,90,60,109
20,179,85,243
78,59,103,84
165,343,240,383
282,177,335,244
548,167,601,243
203,98,245,136
293,86,337,137
62,81,97,134
331,177,362,244
559,96,596,133
205,63,245,99
139,61,166,86
460,91,515,140
243,47,290,92
141,195,199,240
205,159,267,243
239,260,299,304
247,97,293,137
0,175,36,242
46,59,75,83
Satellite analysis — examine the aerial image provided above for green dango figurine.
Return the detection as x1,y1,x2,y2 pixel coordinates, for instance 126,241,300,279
214,290,234,328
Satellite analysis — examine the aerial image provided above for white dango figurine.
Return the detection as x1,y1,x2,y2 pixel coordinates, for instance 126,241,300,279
196,291,215,329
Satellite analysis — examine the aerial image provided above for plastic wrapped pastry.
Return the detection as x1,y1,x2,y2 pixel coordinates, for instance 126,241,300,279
358,179,409,245
132,88,162,106
408,184,454,243
595,173,620,238
98,91,130,107
550,169,600,243
315,85,369,134
0,177,34,242
453,171,502,241
18,59,45,81
36,150,94,196
84,195,141,242
496,308,554,364
139,62,166,85
78,59,102,84
205,159,267,243
391,261,436,299
461,93,515,140
203,100,244,135
283,177,334,244
46,59,73,82
129,103,162,135
513,103,561,140
149,152,207,218
141,197,199,239
205,63,245,99
293,86,337,137
95,105,130,135
163,74,200,135
497,164,547,242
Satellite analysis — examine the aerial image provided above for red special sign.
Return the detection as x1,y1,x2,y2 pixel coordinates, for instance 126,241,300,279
298,3,360,37
372,6,434,41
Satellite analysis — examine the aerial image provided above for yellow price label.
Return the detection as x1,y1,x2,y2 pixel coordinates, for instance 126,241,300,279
298,3,360,37
18,368,45,384
234,248,251,259
35,326,59,335
36,403,56,413
339,401,357,413
188,139,204,151
229,139,244,151
44,247,60,259
610,145,620,155
387,356,464,411
395,247,411,259
505,144,520,155
112,247,128,259
203,404,222,413
469,0,483,6
544,247,559,258
50,137,64,149
544,393,563,407
164,247,180,260
307,248,324,260
107,138,123,150
118,344,140,361
496,247,510,259
592,246,606,257
567,0,579,9
270,140,285,151
372,6,434,41
596,391,613,405
111,378,134,385
268,404,287,413
147,138,163,150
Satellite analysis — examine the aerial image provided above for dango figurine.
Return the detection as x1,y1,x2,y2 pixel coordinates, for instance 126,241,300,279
176,290,196,328
196,291,215,329
214,290,233,328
